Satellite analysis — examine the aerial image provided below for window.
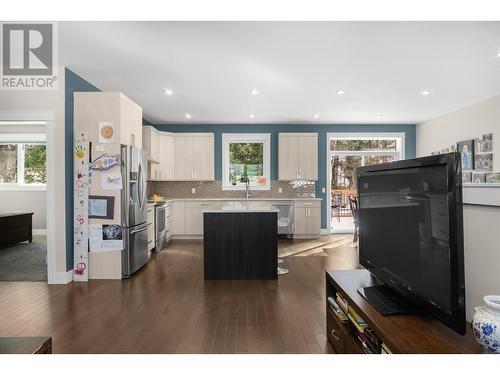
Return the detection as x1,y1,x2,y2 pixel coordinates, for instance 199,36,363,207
0,134,47,189
222,133,271,190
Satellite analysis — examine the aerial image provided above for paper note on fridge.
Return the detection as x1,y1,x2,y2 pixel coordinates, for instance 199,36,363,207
102,172,122,190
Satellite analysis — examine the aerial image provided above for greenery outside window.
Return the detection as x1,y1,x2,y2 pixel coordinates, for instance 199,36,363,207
222,133,271,190
0,135,47,189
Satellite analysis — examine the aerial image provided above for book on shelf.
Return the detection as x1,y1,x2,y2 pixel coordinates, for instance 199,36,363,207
335,293,349,314
348,314,368,333
358,331,380,354
328,297,348,321
381,342,392,354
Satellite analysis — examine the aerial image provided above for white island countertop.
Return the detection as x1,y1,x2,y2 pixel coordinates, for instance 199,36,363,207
203,201,279,213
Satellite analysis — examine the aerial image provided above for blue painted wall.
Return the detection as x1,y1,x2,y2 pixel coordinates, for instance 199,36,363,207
65,68,101,271
153,123,416,229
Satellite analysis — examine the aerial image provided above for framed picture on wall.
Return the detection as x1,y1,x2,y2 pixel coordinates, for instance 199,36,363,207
88,195,115,219
456,139,474,171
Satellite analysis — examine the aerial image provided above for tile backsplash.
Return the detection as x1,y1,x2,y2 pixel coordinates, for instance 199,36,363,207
147,180,315,199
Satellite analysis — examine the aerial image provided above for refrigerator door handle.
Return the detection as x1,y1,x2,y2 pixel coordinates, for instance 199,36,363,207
130,225,148,235
137,161,145,211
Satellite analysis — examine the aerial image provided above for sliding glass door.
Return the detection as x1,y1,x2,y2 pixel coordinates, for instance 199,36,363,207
328,135,404,234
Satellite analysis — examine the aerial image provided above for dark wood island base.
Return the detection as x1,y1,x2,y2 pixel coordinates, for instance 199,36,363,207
203,211,278,280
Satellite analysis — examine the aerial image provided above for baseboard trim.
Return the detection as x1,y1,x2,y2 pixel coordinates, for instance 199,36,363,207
49,269,73,284
33,229,47,235
320,229,330,235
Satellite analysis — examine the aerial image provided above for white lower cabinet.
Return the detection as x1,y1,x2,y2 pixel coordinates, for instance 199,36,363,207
171,200,211,236
293,200,321,237
185,201,210,235
171,201,186,235
169,199,321,239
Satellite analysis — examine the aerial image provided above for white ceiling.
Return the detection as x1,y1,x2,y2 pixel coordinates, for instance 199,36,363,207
60,21,500,125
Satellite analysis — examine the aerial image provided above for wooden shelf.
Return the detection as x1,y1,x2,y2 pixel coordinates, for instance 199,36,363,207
325,269,482,354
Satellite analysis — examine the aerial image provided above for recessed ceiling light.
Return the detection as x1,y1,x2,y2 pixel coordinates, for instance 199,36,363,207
336,90,345,96
184,113,192,119
376,114,384,119
251,88,260,95
163,88,173,96
249,114,255,118
421,90,431,96
497,52,500,57
313,114,320,119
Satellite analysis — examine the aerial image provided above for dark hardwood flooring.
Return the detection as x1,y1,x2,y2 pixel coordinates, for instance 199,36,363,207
0,235,359,354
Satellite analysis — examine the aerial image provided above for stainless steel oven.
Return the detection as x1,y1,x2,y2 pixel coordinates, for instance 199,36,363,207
154,203,168,252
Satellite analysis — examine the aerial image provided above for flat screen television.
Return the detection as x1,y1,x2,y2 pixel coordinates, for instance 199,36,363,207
356,153,466,335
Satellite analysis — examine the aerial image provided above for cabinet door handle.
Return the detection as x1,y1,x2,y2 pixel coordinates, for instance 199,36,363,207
193,170,196,179
331,329,340,341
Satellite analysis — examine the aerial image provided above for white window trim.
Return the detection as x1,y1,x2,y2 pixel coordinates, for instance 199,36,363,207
221,133,271,191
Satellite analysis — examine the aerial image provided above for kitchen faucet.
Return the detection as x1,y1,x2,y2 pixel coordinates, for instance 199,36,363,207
245,179,251,199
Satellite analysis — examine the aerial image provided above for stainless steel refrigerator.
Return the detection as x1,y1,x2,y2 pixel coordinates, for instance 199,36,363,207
121,145,149,278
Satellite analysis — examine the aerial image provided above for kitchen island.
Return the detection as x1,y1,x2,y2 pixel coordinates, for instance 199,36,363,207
203,202,278,280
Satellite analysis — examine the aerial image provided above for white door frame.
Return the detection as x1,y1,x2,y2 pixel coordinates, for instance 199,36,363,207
0,111,57,283
326,132,406,234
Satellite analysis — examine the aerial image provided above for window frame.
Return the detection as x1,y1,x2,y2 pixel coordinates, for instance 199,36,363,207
221,133,271,191
0,133,47,191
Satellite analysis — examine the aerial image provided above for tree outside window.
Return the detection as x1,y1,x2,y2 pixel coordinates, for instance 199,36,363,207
0,144,18,183
24,144,47,184
0,143,47,185
229,143,264,185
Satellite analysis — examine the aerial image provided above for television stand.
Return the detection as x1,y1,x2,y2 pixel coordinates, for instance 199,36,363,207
358,285,420,315
325,269,481,354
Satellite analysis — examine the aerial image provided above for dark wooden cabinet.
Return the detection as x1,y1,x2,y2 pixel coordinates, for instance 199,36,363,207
0,212,33,248
326,269,481,354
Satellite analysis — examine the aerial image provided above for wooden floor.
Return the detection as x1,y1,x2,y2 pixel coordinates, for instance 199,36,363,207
0,235,360,354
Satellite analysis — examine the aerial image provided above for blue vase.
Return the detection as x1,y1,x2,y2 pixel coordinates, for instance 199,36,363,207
472,296,500,354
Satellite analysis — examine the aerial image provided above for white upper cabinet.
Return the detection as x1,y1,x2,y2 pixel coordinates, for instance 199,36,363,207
174,135,195,180
158,133,174,180
142,126,159,162
278,133,318,181
193,134,215,181
145,131,214,181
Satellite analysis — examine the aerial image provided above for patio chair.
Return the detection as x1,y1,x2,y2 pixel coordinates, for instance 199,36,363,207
348,195,359,243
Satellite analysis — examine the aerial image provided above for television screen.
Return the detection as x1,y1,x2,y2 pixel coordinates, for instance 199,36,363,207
357,153,465,334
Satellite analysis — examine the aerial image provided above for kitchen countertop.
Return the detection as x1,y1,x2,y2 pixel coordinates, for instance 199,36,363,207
148,197,321,203
203,202,279,213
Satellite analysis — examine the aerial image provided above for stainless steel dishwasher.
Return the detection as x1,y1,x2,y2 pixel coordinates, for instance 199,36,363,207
270,201,294,239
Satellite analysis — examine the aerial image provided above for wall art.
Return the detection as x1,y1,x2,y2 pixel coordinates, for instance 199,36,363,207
88,195,115,219
485,173,500,184
456,139,474,171
475,153,493,171
462,171,472,184
475,133,493,153
89,224,124,252
101,172,122,190
99,121,115,144
90,153,120,170
73,138,90,282
472,173,486,184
